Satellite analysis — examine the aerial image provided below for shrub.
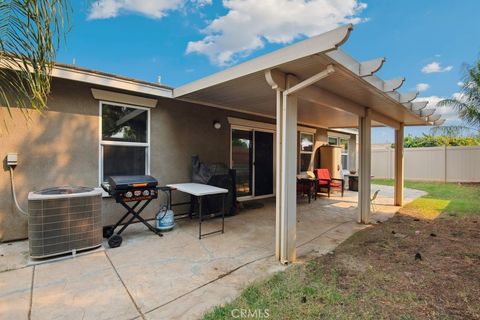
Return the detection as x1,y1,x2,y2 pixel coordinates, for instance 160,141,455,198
394,134,480,148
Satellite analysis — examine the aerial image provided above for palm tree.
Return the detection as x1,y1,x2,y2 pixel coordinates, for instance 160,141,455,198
434,58,480,135
0,0,70,130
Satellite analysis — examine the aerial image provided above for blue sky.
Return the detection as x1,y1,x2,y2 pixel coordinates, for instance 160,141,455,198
57,0,480,143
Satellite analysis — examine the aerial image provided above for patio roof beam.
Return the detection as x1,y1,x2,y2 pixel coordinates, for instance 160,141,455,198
404,101,428,111
427,114,442,122
415,108,435,117
359,58,386,77
297,86,366,117
326,50,385,78
370,110,401,130
383,77,405,92
399,91,419,103
433,119,446,126
283,65,335,95
267,68,366,117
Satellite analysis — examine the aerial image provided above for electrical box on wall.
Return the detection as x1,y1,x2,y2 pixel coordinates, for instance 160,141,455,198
6,153,18,166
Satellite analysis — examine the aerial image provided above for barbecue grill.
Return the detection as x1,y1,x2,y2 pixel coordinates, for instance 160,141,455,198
102,175,166,248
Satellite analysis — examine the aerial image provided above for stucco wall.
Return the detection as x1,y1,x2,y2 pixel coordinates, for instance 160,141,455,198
0,78,275,241
1,79,99,241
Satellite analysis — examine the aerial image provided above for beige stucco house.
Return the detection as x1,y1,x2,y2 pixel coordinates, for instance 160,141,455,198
0,25,441,263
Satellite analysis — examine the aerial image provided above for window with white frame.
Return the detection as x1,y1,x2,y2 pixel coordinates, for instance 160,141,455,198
299,132,314,172
328,136,339,146
327,134,350,170
340,138,349,170
100,102,150,183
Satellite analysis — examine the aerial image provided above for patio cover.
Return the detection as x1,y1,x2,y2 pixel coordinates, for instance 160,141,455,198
174,24,443,129
174,24,437,264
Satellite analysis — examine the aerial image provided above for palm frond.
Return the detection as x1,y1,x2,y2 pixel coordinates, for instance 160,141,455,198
0,0,70,129
430,125,479,137
437,59,480,131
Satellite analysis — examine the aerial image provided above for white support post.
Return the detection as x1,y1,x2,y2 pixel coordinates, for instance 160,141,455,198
280,74,298,263
358,109,372,224
394,123,404,206
275,89,283,260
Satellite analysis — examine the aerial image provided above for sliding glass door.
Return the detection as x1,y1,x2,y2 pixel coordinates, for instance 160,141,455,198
231,128,274,199
231,129,253,197
254,131,274,196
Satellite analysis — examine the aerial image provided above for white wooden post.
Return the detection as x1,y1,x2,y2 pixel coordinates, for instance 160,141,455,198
358,109,371,224
280,74,298,263
394,123,404,206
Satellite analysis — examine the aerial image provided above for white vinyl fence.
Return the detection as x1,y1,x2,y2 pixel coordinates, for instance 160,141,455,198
372,146,480,182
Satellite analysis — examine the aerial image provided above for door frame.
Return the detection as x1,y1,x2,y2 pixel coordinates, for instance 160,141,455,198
229,123,276,201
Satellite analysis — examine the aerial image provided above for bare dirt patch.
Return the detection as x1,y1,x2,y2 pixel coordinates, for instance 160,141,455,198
321,214,480,319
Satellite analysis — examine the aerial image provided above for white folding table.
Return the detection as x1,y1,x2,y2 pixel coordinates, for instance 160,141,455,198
166,183,228,239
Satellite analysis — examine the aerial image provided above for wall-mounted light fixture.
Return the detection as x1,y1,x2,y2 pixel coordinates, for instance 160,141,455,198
213,120,222,130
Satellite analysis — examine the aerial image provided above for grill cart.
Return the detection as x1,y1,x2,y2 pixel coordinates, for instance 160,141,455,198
101,175,169,248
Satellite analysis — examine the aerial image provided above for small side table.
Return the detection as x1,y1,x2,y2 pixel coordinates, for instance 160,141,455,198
348,175,359,191
297,177,317,203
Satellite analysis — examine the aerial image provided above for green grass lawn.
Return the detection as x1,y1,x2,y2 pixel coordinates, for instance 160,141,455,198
203,181,480,319
372,179,480,219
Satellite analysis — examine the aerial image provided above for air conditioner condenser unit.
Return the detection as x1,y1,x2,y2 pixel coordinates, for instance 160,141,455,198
28,186,103,259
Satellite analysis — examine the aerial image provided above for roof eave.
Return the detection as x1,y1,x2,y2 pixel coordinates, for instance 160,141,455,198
51,64,173,98
174,24,353,97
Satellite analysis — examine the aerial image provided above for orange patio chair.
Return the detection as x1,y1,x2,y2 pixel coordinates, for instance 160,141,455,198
314,168,344,197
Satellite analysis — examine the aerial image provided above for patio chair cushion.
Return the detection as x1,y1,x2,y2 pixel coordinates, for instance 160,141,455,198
315,168,332,181
314,168,344,197
317,179,330,186
330,181,342,187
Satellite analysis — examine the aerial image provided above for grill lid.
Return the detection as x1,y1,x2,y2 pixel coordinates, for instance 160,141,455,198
107,175,158,190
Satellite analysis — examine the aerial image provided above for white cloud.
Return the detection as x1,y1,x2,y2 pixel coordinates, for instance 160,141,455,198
457,81,464,87
88,0,188,19
415,83,430,92
193,0,212,6
186,0,368,66
452,92,467,101
421,61,453,74
415,95,461,123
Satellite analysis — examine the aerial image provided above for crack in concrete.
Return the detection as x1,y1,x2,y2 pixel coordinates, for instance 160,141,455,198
297,220,352,248
28,265,35,320
104,251,146,320
141,220,355,317
143,252,275,316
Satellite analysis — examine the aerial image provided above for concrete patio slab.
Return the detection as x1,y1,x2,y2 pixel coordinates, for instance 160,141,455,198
0,185,426,320
144,257,286,320
0,266,32,320
31,251,139,320
0,240,29,272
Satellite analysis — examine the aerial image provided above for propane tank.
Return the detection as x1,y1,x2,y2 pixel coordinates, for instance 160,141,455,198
156,206,175,231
